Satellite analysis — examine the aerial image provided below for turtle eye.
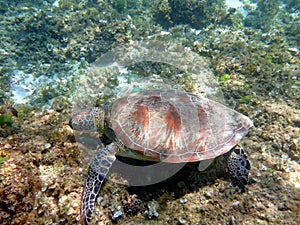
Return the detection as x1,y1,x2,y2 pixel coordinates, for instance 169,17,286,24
101,102,110,110
69,113,83,130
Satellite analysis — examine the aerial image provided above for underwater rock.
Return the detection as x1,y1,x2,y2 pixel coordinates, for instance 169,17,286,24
145,200,160,219
124,196,143,215
0,158,36,224
112,210,123,220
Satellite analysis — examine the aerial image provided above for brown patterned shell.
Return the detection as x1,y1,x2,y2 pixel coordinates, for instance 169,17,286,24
109,90,252,163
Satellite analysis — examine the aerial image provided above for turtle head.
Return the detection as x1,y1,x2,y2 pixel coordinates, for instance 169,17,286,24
69,107,105,131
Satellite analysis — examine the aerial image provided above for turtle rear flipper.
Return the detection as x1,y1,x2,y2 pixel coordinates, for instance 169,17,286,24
81,144,117,225
226,146,251,191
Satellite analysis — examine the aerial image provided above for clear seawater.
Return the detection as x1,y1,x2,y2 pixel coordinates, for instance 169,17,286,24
0,1,299,224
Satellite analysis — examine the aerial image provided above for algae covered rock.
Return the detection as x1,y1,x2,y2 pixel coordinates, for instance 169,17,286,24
153,0,227,28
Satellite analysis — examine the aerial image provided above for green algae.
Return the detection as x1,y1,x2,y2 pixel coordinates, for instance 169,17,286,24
244,83,251,89
0,114,13,127
239,95,252,104
0,156,8,164
218,73,231,82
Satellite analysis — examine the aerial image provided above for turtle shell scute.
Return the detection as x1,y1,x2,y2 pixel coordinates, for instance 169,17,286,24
109,90,252,163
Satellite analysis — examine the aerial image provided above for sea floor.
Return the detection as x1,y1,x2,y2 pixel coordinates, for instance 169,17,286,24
0,76,299,224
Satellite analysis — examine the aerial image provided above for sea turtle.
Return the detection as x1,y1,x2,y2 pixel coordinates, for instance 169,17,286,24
70,89,253,225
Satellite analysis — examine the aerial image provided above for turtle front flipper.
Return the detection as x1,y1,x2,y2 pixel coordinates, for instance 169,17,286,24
226,146,251,191
81,144,117,225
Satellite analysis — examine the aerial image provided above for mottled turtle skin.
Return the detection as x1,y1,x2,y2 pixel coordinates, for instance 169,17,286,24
70,90,253,225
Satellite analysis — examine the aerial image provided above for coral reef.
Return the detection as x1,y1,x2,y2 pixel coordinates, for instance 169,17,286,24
0,157,36,224
244,0,282,31
153,0,228,28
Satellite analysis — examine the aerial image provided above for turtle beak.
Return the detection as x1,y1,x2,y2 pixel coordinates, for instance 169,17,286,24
69,118,74,129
